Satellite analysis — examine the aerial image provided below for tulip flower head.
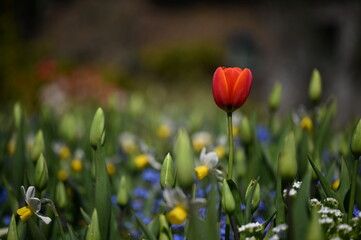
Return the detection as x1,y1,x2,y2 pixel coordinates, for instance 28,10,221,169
16,186,51,224
212,67,252,112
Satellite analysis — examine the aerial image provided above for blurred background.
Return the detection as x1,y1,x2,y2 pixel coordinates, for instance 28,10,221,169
0,0,360,123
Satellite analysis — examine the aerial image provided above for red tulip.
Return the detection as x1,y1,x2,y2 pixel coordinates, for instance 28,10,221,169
212,67,252,112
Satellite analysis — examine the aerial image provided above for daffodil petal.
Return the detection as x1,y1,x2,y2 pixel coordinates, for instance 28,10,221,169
25,186,36,200
27,198,41,212
35,213,52,224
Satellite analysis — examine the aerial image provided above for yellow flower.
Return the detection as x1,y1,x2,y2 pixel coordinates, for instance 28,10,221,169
332,178,340,190
166,205,188,225
195,166,209,180
17,206,33,222
134,154,148,169
57,169,68,181
214,145,225,159
156,124,171,139
119,133,138,154
71,158,83,172
106,162,116,176
300,116,313,133
59,146,70,159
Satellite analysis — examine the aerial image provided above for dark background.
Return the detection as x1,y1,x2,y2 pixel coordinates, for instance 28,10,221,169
1,0,360,123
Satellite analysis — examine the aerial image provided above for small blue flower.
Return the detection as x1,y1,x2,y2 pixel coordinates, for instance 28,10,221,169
3,215,11,226
110,195,118,206
353,205,360,217
256,125,270,143
131,200,143,212
0,188,8,204
142,168,160,184
133,187,149,198
174,234,185,240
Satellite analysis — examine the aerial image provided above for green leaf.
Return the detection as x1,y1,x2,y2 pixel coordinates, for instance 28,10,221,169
204,179,220,240
336,156,351,204
293,172,311,240
80,208,91,225
67,223,79,240
275,170,285,225
134,213,157,240
307,155,344,212
7,214,19,240
147,215,160,238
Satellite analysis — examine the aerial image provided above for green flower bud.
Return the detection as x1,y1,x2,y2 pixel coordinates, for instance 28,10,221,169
13,102,22,130
56,181,67,209
86,209,101,240
117,176,129,207
309,68,322,103
351,119,361,158
174,129,194,190
7,214,19,240
31,130,45,162
278,132,298,182
239,116,252,145
221,179,235,215
160,153,175,189
268,81,282,112
34,154,49,191
59,113,77,141
245,179,260,213
89,108,105,150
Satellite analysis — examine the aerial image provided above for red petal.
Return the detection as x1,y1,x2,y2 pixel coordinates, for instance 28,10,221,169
212,67,229,109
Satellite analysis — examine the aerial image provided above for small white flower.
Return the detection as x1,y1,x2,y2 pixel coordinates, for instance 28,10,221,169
292,181,302,189
337,224,352,233
238,222,263,233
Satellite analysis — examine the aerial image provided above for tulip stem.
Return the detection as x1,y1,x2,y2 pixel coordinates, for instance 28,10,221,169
227,112,234,180
348,157,359,223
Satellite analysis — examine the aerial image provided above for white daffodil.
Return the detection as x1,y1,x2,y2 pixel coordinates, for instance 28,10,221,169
16,186,51,224
162,187,205,225
194,148,223,180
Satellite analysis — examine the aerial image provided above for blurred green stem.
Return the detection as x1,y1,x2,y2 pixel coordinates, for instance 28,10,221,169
227,112,234,180
44,199,65,240
348,157,359,222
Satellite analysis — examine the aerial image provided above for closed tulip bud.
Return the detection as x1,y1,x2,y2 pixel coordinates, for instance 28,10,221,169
117,175,129,207
34,154,49,191
174,129,194,190
13,102,22,130
278,132,298,182
56,181,67,209
212,67,252,113
89,107,105,150
31,130,45,162
268,81,282,112
160,153,175,189
309,68,322,103
59,113,77,141
239,116,252,144
245,179,260,213
221,179,235,214
351,119,361,158
86,209,100,240
7,214,19,240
